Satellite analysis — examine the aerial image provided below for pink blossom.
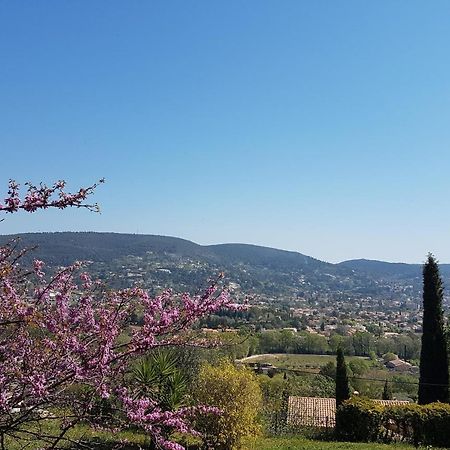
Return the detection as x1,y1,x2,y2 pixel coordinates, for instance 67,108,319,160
0,179,240,449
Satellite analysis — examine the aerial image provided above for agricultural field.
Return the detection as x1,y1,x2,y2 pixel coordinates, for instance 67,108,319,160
238,353,370,371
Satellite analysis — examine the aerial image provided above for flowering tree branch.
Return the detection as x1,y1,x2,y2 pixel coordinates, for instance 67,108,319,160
0,179,242,450
0,179,104,213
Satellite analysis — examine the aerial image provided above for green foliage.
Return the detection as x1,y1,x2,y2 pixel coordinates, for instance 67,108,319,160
391,374,418,400
337,397,450,447
258,372,334,436
132,349,188,411
382,352,397,363
194,360,262,449
419,254,449,404
248,435,419,450
336,397,384,442
302,332,330,354
377,335,421,361
348,359,370,377
319,361,336,379
259,374,290,434
382,380,392,400
386,402,450,447
292,374,335,398
329,334,355,356
352,332,376,357
335,349,350,407
256,330,330,354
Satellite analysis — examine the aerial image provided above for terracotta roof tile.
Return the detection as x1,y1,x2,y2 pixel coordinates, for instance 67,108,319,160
287,397,409,428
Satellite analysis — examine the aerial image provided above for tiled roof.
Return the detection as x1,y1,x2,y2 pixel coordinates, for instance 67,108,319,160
288,397,336,428
287,397,409,428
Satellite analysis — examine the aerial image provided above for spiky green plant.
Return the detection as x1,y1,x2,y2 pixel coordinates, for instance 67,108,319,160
132,349,188,410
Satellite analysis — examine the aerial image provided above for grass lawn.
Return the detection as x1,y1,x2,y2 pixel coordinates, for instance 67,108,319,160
6,428,441,450
246,436,438,450
4,421,151,450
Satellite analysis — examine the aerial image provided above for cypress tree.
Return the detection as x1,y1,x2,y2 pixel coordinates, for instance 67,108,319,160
335,348,350,407
418,254,449,404
382,380,392,400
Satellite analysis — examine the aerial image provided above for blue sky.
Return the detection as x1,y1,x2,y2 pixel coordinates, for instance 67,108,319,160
1,1,450,263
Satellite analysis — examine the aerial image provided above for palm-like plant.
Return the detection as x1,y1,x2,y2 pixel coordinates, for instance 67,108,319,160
132,349,188,411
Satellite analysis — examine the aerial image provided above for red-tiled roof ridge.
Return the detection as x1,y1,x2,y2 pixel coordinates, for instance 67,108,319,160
288,397,409,428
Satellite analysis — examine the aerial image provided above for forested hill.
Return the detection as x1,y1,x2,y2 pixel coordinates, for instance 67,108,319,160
339,258,450,280
0,232,332,271
0,232,447,300
0,232,205,266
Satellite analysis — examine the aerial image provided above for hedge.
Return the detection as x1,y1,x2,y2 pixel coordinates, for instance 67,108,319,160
335,397,384,442
336,397,450,447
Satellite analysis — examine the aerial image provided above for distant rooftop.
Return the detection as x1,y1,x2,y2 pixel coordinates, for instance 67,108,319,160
288,397,409,428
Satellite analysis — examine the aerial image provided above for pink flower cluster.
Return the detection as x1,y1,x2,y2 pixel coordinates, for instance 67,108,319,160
1,253,236,449
0,179,242,450
121,389,221,450
0,178,104,213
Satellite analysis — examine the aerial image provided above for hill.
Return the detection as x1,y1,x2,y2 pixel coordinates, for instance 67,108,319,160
339,258,450,282
0,232,443,302
0,232,205,266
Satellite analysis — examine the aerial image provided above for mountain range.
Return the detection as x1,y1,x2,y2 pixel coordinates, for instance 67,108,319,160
0,232,448,300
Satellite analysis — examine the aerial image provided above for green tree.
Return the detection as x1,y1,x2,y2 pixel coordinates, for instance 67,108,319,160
352,332,375,356
382,380,392,400
319,361,336,379
382,352,397,363
335,348,350,407
330,334,354,355
194,360,262,449
258,374,289,434
302,332,329,354
348,359,370,377
418,254,449,404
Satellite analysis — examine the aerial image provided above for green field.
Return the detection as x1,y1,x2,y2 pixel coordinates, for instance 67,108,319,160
247,437,436,450
3,418,434,450
240,353,369,371
6,432,434,450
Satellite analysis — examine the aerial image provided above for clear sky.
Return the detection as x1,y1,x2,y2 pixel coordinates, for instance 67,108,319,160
1,1,450,264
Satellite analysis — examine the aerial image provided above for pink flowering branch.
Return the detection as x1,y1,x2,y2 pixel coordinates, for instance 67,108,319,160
0,178,104,214
0,259,237,449
0,179,244,449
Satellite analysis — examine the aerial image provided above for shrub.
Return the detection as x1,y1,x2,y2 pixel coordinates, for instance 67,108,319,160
319,361,336,379
132,349,188,410
386,402,450,447
348,359,370,376
193,360,262,449
335,397,384,442
258,374,293,435
337,397,450,448
383,352,398,362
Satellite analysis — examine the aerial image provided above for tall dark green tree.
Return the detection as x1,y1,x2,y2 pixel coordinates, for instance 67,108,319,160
335,348,350,407
418,254,449,404
382,380,392,400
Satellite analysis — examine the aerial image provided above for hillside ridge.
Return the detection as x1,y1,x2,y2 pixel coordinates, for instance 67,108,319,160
1,232,448,300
